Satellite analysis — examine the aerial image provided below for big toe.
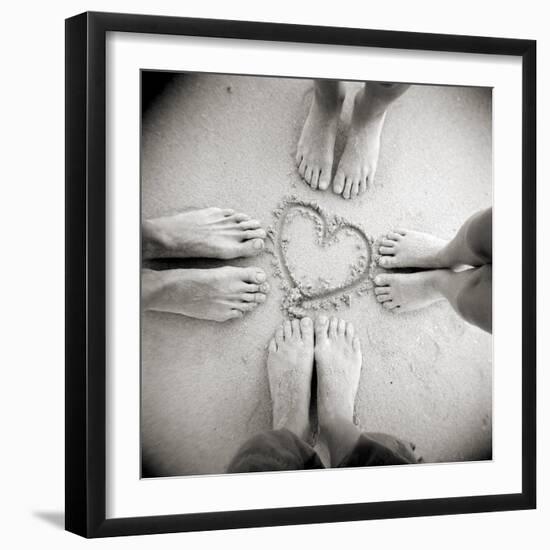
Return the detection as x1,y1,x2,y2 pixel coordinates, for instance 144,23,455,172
378,256,397,268
333,170,345,194
375,274,393,287
300,317,314,344
239,238,265,257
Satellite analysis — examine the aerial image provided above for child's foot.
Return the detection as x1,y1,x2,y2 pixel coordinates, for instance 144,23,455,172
143,266,270,322
333,88,386,199
377,229,448,269
296,86,342,191
314,316,362,427
267,318,315,440
374,271,447,313
142,207,266,260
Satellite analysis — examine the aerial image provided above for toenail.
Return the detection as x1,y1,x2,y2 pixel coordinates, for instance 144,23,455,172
301,317,312,326
253,239,264,250
256,271,266,283
375,276,383,284
256,294,266,303
260,282,270,293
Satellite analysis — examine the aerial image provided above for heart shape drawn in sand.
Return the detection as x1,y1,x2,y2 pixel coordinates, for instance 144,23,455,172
267,197,375,317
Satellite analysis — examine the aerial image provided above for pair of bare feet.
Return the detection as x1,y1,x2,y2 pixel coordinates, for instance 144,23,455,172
267,315,362,467
374,228,456,313
142,207,270,322
296,82,408,200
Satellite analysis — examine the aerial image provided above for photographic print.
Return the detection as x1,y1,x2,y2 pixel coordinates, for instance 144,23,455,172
140,71,493,478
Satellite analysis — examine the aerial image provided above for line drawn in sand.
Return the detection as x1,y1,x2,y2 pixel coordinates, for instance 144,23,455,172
266,196,377,318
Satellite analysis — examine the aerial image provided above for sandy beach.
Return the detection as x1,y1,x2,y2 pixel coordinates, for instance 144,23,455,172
141,73,493,476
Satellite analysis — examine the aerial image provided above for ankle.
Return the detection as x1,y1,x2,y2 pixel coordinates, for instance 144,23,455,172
314,86,342,112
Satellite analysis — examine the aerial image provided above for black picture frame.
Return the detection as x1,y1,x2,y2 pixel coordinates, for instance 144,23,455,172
65,11,536,538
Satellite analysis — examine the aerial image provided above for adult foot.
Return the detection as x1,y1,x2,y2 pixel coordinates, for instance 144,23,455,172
142,266,270,322
296,85,342,191
377,229,448,269
267,318,315,440
374,271,447,313
314,316,362,427
142,207,266,260
333,88,386,199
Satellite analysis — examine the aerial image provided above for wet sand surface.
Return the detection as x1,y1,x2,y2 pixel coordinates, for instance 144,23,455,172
141,74,492,476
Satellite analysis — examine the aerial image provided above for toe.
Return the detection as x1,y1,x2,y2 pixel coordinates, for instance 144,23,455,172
352,336,361,352
378,256,396,268
378,246,394,255
254,293,266,303
342,178,353,200
221,208,235,216
345,321,354,340
304,165,313,184
315,315,329,340
350,180,360,199
239,239,265,256
337,319,346,336
387,232,402,241
393,228,407,236
300,317,313,344
295,150,303,165
283,320,292,339
374,286,390,295
359,177,367,195
242,268,267,284
375,274,393,287
259,282,270,294
231,213,250,223
229,309,244,319
239,219,261,230
275,326,284,344
383,301,398,310
380,239,395,247
243,228,266,240
318,169,331,191
268,338,277,352
310,168,320,190
291,319,301,338
298,159,307,177
377,294,392,303
333,170,345,194
329,317,339,337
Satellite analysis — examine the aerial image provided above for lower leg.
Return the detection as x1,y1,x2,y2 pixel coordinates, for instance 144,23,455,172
438,208,492,267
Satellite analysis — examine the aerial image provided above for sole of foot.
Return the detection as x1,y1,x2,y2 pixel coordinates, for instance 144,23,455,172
314,316,362,428
374,271,446,313
377,228,448,269
296,90,342,192
267,317,315,440
146,266,270,322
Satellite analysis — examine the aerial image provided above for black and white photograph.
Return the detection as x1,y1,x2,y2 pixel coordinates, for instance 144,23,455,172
140,71,493,478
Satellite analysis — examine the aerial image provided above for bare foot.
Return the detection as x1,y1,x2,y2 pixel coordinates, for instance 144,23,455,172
142,207,266,260
377,229,448,269
374,272,447,313
296,86,342,191
267,318,314,440
142,266,270,322
333,88,386,199
314,316,362,427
